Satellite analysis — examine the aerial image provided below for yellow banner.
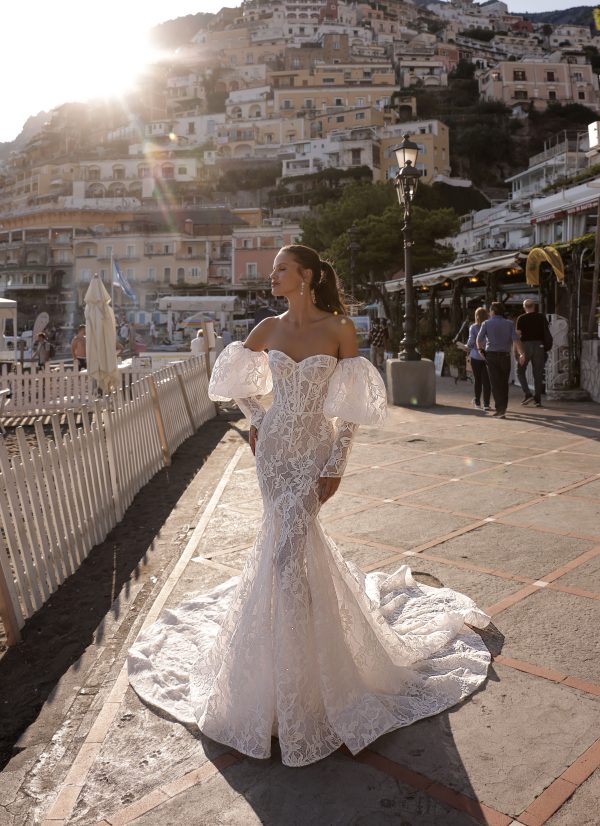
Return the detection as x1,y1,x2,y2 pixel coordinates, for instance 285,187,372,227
594,7,600,31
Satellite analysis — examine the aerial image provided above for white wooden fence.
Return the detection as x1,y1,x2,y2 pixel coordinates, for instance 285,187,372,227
0,361,154,417
0,356,216,646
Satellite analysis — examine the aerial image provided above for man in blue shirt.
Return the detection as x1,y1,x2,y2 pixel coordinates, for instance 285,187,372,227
477,302,526,418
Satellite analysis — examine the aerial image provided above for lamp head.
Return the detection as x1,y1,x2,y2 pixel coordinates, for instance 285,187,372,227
393,134,420,170
395,163,421,203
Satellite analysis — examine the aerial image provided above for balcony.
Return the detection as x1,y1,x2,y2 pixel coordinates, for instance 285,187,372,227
0,272,49,290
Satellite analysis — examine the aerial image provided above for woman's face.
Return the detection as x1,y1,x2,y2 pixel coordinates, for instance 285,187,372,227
270,250,306,297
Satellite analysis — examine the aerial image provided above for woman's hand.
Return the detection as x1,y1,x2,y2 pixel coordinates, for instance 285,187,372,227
317,476,341,504
249,425,258,455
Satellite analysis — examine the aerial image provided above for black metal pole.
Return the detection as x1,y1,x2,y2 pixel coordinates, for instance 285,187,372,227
398,200,420,361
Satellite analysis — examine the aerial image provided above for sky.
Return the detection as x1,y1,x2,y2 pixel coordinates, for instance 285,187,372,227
1,0,598,143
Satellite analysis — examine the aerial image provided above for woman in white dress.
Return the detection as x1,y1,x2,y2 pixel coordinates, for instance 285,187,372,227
128,244,491,767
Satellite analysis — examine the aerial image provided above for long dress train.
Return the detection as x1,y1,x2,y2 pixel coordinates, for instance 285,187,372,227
128,342,491,767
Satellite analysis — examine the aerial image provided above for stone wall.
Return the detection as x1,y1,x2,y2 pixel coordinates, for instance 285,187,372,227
581,339,600,403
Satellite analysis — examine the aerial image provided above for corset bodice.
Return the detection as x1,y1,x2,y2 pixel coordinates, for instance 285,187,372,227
268,350,338,416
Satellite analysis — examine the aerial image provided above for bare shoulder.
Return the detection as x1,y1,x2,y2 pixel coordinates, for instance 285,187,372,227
243,316,278,352
329,314,358,358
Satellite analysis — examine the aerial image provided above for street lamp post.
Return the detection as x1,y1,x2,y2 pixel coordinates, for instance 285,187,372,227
393,135,422,361
347,222,360,302
385,135,436,407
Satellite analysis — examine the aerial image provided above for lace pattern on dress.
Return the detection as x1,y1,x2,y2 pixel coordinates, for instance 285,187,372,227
129,342,491,769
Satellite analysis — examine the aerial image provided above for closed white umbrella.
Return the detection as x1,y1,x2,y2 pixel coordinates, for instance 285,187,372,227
84,275,119,394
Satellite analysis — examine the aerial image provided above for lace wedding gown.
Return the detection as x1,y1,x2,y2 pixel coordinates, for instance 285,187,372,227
128,342,491,767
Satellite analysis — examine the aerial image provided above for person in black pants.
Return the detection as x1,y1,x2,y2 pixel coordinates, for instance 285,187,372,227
516,298,549,407
476,303,526,418
465,307,491,410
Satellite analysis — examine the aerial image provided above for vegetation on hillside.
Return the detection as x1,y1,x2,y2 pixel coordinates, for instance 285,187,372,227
300,182,460,291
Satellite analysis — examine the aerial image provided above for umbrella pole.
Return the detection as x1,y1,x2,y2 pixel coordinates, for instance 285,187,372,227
110,254,115,309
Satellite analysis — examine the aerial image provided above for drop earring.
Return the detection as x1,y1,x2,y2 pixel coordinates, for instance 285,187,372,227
300,281,305,296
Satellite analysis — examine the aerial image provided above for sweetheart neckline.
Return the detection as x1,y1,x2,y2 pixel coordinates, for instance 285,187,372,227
268,349,338,366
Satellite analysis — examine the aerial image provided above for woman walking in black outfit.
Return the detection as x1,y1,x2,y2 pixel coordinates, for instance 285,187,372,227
466,307,491,410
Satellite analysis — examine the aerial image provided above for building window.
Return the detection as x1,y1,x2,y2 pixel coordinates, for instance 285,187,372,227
188,122,195,135
548,90,557,100
164,267,171,280
336,115,344,123
126,245,135,258
243,239,252,248
513,70,527,81
573,72,583,81
578,91,586,100
356,97,365,106
246,263,257,277
177,267,185,283
333,40,340,49
164,244,172,254
292,58,301,68
323,78,335,84
190,267,200,278
105,245,113,258
148,268,156,281
178,166,187,175
126,268,134,281
351,148,361,165
304,98,314,109
356,112,365,120
514,90,528,100
282,99,293,109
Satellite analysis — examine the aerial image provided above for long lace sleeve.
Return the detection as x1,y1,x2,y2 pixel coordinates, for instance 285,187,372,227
321,357,387,477
208,341,273,430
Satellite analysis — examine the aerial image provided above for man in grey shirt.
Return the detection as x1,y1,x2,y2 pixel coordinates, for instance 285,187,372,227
477,302,526,418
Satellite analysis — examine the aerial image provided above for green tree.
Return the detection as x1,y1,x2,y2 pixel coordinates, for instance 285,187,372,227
300,181,396,251
302,201,458,311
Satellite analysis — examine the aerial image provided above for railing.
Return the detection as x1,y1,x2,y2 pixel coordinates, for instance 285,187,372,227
0,356,216,645
0,362,151,416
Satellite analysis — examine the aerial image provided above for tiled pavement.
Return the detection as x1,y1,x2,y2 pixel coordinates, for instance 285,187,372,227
11,378,600,825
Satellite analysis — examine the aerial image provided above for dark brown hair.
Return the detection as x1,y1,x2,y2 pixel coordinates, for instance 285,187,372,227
280,244,347,315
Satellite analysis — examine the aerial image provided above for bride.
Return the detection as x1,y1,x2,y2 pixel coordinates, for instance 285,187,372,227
128,244,491,767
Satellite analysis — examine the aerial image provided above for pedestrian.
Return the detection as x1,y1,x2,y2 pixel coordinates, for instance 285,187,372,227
149,321,157,345
476,302,526,418
381,318,390,355
119,320,130,342
368,318,386,370
190,328,204,357
71,324,87,371
32,332,52,371
221,327,232,346
466,307,491,411
516,298,551,408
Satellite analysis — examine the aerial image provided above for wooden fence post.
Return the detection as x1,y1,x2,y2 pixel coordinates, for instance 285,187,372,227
148,375,171,466
175,362,197,431
0,532,22,645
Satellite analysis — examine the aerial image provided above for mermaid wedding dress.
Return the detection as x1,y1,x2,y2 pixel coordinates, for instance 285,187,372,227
128,342,491,767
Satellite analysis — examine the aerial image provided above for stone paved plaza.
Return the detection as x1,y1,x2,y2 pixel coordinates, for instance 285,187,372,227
2,377,600,826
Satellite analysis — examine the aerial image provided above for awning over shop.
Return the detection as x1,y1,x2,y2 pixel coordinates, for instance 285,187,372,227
385,251,524,293
158,295,240,313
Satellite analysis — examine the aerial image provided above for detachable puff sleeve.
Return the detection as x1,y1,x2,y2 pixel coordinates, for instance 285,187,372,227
321,357,387,477
208,341,272,430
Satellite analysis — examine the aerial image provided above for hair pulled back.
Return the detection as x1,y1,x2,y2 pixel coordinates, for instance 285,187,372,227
474,306,488,325
281,244,347,315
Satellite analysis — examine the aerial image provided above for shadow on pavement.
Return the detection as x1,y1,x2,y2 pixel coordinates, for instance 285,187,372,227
0,416,236,770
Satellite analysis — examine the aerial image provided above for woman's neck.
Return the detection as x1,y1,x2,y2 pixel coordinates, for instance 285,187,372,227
285,293,321,326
